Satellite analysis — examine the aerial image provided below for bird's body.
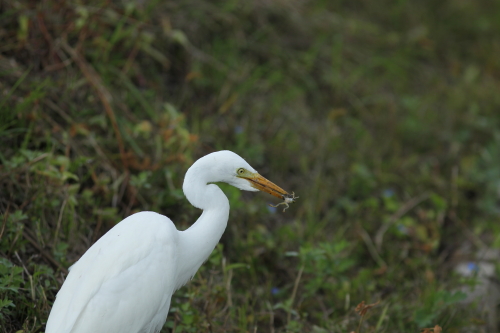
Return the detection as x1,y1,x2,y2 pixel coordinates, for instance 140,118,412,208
46,151,290,333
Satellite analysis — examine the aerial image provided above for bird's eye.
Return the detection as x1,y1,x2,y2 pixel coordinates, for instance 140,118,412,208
237,168,245,175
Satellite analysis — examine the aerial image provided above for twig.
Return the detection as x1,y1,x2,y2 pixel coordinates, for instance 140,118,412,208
450,211,486,250
287,264,304,325
358,225,387,269
14,251,31,276
53,198,68,244
36,12,56,67
267,301,275,333
60,40,128,170
14,251,35,301
44,99,75,124
30,315,37,332
92,216,103,243
374,192,429,251
357,314,364,333
23,228,68,275
225,267,233,308
122,43,140,75
0,204,9,241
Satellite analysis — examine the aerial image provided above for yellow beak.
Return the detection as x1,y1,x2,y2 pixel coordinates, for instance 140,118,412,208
241,173,289,199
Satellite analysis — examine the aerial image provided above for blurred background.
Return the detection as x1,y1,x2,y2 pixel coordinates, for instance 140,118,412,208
1,0,500,332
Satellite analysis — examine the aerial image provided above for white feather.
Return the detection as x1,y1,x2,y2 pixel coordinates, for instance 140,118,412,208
46,212,177,333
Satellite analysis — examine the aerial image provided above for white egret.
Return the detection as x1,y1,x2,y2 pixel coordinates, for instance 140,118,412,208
45,150,291,333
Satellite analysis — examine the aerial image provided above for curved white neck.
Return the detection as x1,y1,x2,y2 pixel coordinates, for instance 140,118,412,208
175,170,230,288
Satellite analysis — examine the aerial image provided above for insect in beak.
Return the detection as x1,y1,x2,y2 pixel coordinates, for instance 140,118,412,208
269,192,299,212
239,172,298,212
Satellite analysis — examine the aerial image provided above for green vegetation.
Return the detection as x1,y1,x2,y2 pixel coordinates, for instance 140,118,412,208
1,0,500,332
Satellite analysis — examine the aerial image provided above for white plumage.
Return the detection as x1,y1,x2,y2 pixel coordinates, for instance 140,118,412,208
46,150,289,333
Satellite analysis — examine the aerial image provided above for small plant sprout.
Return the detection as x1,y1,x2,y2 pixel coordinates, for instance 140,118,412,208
269,192,299,212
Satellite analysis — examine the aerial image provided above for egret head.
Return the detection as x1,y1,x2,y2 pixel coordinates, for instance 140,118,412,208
188,150,288,199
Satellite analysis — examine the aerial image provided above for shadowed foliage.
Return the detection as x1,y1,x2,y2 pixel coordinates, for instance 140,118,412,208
1,0,500,332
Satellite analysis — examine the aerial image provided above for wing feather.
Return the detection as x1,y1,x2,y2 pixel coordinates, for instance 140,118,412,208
46,212,178,333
